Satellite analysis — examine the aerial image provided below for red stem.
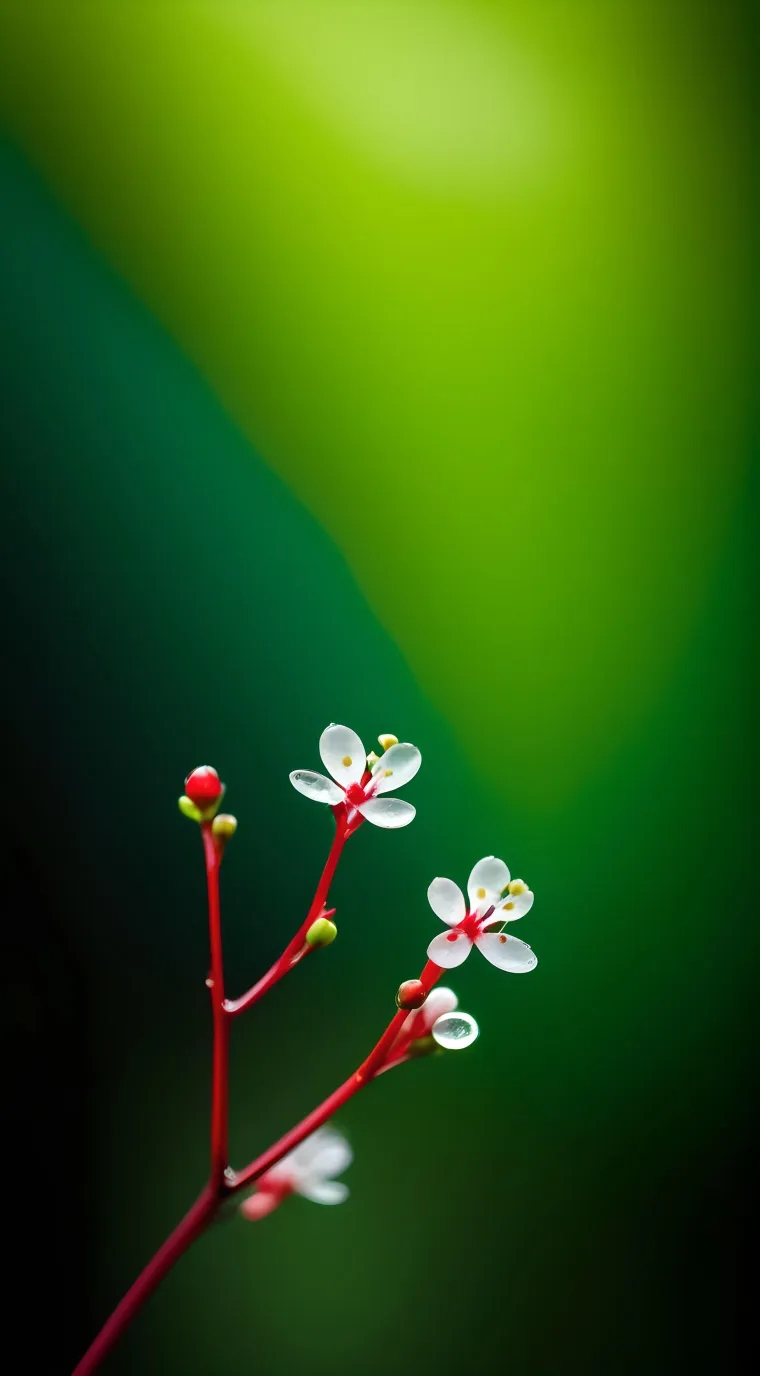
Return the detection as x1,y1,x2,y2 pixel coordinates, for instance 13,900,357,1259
71,1185,218,1376
202,822,229,1189
71,810,439,1374
224,822,346,1016
229,966,443,1195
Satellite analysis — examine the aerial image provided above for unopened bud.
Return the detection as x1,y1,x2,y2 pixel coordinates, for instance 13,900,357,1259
184,766,224,814
212,813,238,841
178,795,203,822
378,734,398,751
305,917,338,948
366,751,380,769
407,1034,438,1059
395,979,426,1010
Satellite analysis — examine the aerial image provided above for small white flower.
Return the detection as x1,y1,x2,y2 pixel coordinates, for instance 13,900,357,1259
240,1127,353,1220
425,856,537,973
290,724,421,830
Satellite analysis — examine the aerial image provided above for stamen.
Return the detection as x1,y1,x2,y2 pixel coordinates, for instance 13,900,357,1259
341,755,352,767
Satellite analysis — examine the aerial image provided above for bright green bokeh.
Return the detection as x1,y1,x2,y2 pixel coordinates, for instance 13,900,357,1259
1,1,752,808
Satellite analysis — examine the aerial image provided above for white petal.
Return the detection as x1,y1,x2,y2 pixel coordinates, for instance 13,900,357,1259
495,889,534,922
401,985,459,1040
358,797,416,829
467,856,511,912
475,932,537,972
427,877,466,926
298,1178,350,1205
304,1132,353,1179
419,987,460,1035
401,986,458,1040
319,724,366,786
426,930,473,969
289,770,344,805
371,743,421,794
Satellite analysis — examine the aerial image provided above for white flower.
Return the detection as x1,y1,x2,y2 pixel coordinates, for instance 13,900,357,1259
290,724,421,830
425,856,537,973
239,1127,353,1220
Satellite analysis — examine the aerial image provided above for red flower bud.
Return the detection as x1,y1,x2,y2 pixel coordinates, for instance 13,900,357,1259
184,766,223,809
395,979,427,1011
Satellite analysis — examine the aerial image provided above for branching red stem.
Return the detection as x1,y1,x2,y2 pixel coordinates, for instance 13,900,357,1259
224,822,346,1015
71,813,437,1375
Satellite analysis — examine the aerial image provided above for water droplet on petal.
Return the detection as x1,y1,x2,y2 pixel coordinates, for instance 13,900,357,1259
431,1012,479,1050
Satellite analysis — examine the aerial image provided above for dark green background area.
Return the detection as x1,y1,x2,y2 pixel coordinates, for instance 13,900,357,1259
1,138,754,1376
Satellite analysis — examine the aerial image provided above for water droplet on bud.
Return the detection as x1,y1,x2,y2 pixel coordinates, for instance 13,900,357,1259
431,1012,479,1050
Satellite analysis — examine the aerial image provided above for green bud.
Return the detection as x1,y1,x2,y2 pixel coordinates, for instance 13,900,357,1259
305,917,338,948
178,795,203,822
212,813,238,841
407,1035,438,1059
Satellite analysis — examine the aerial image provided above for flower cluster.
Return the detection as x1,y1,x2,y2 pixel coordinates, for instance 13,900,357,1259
73,721,541,1374
240,724,538,1219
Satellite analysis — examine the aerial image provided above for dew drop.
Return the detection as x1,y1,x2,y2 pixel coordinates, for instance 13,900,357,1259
431,1012,479,1050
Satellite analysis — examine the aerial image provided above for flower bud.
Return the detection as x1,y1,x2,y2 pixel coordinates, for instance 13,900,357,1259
212,813,238,841
366,751,380,770
184,766,224,810
305,917,338,948
377,734,398,751
395,979,426,1010
407,1034,438,1059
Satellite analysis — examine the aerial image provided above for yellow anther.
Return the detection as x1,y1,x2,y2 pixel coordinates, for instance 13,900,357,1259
378,734,398,751
476,887,487,900
384,768,393,777
503,901,515,911
341,755,352,767
508,879,527,896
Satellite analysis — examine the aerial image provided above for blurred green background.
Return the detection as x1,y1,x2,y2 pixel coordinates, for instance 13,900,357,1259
0,3,754,1373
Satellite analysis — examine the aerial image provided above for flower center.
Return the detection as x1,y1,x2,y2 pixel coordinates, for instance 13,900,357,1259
345,782,366,806
461,911,484,940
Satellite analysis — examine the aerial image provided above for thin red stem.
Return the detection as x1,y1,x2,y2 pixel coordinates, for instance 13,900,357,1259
72,1185,218,1376
229,965,443,1195
202,822,229,1189
225,822,346,1016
